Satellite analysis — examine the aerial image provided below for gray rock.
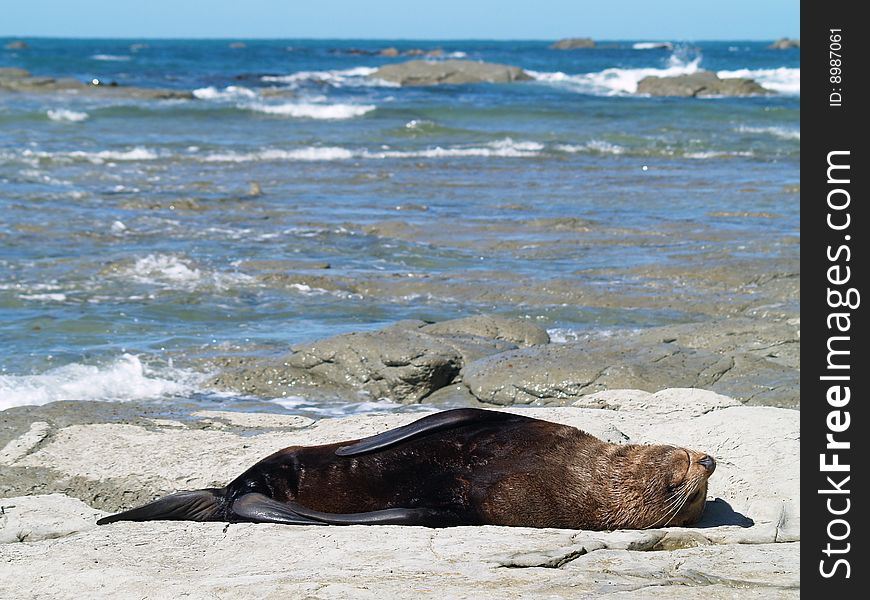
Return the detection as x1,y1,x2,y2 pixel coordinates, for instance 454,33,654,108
0,70,194,99
636,71,770,97
462,319,799,407
769,38,800,49
209,317,546,403
463,341,726,405
0,67,30,78
421,315,550,346
0,398,799,598
550,37,596,49
372,60,532,86
210,321,459,403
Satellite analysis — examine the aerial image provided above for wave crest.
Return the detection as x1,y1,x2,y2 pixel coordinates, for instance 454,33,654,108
0,355,203,409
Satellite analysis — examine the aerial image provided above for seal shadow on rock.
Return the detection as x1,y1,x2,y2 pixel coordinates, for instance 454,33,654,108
98,408,717,531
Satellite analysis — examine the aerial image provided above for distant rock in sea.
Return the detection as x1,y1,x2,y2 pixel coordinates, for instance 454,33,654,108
0,67,31,78
0,68,194,99
229,42,247,49
5,40,28,50
372,59,532,86
550,37,595,50
380,47,444,58
768,38,800,49
636,71,770,97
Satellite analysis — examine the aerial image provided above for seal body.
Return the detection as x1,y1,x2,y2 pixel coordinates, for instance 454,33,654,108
97,408,716,530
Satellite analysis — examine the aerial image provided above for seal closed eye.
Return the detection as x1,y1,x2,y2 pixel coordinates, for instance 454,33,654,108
97,408,716,530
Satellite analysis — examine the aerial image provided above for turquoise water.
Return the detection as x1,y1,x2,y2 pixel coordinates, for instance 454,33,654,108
0,39,799,410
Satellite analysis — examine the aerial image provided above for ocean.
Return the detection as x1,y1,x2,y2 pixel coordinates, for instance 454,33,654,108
0,39,800,414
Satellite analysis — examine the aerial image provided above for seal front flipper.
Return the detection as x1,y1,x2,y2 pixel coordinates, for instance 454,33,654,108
97,489,226,525
335,408,524,456
232,493,453,527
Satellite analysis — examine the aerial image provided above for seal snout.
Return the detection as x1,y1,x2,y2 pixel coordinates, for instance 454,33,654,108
698,455,716,474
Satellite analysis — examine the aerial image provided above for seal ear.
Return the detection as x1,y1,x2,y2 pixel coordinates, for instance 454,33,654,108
96,489,226,525
335,408,525,456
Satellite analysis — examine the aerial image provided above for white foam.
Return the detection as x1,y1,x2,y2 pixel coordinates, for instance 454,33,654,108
201,147,355,163
126,254,202,285
243,101,376,119
192,85,258,100
717,67,800,95
199,139,544,162
0,354,202,410
261,66,396,88
270,395,432,417
556,140,626,155
633,42,674,50
683,150,755,159
121,254,253,290
91,54,131,61
366,138,544,159
20,147,159,164
546,328,584,343
47,109,89,122
529,56,701,96
735,125,800,140
18,293,68,302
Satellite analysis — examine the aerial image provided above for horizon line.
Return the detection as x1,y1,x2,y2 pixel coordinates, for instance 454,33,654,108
2,34,798,43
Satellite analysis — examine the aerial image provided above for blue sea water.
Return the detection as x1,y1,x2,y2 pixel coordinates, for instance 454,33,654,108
0,39,799,411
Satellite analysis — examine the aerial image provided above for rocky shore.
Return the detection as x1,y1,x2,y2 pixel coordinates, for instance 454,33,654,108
1,390,798,598
207,314,798,409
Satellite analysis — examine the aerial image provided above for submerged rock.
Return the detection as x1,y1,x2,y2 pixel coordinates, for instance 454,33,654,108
381,47,445,57
550,37,596,49
372,59,532,86
0,67,30,78
0,68,194,99
636,71,770,97
4,40,28,50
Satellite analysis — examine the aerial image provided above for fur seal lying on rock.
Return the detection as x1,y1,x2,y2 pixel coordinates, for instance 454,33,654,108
97,408,716,530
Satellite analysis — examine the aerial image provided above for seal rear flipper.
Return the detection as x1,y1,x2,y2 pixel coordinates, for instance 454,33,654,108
335,408,524,456
231,493,328,525
96,489,226,525
232,493,453,527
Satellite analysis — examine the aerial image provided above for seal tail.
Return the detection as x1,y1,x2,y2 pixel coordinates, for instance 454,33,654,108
96,488,227,525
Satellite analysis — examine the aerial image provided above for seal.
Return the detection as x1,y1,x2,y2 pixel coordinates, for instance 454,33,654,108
97,408,716,530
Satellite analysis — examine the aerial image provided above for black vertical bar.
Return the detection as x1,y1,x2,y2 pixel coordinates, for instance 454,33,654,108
803,2,866,595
